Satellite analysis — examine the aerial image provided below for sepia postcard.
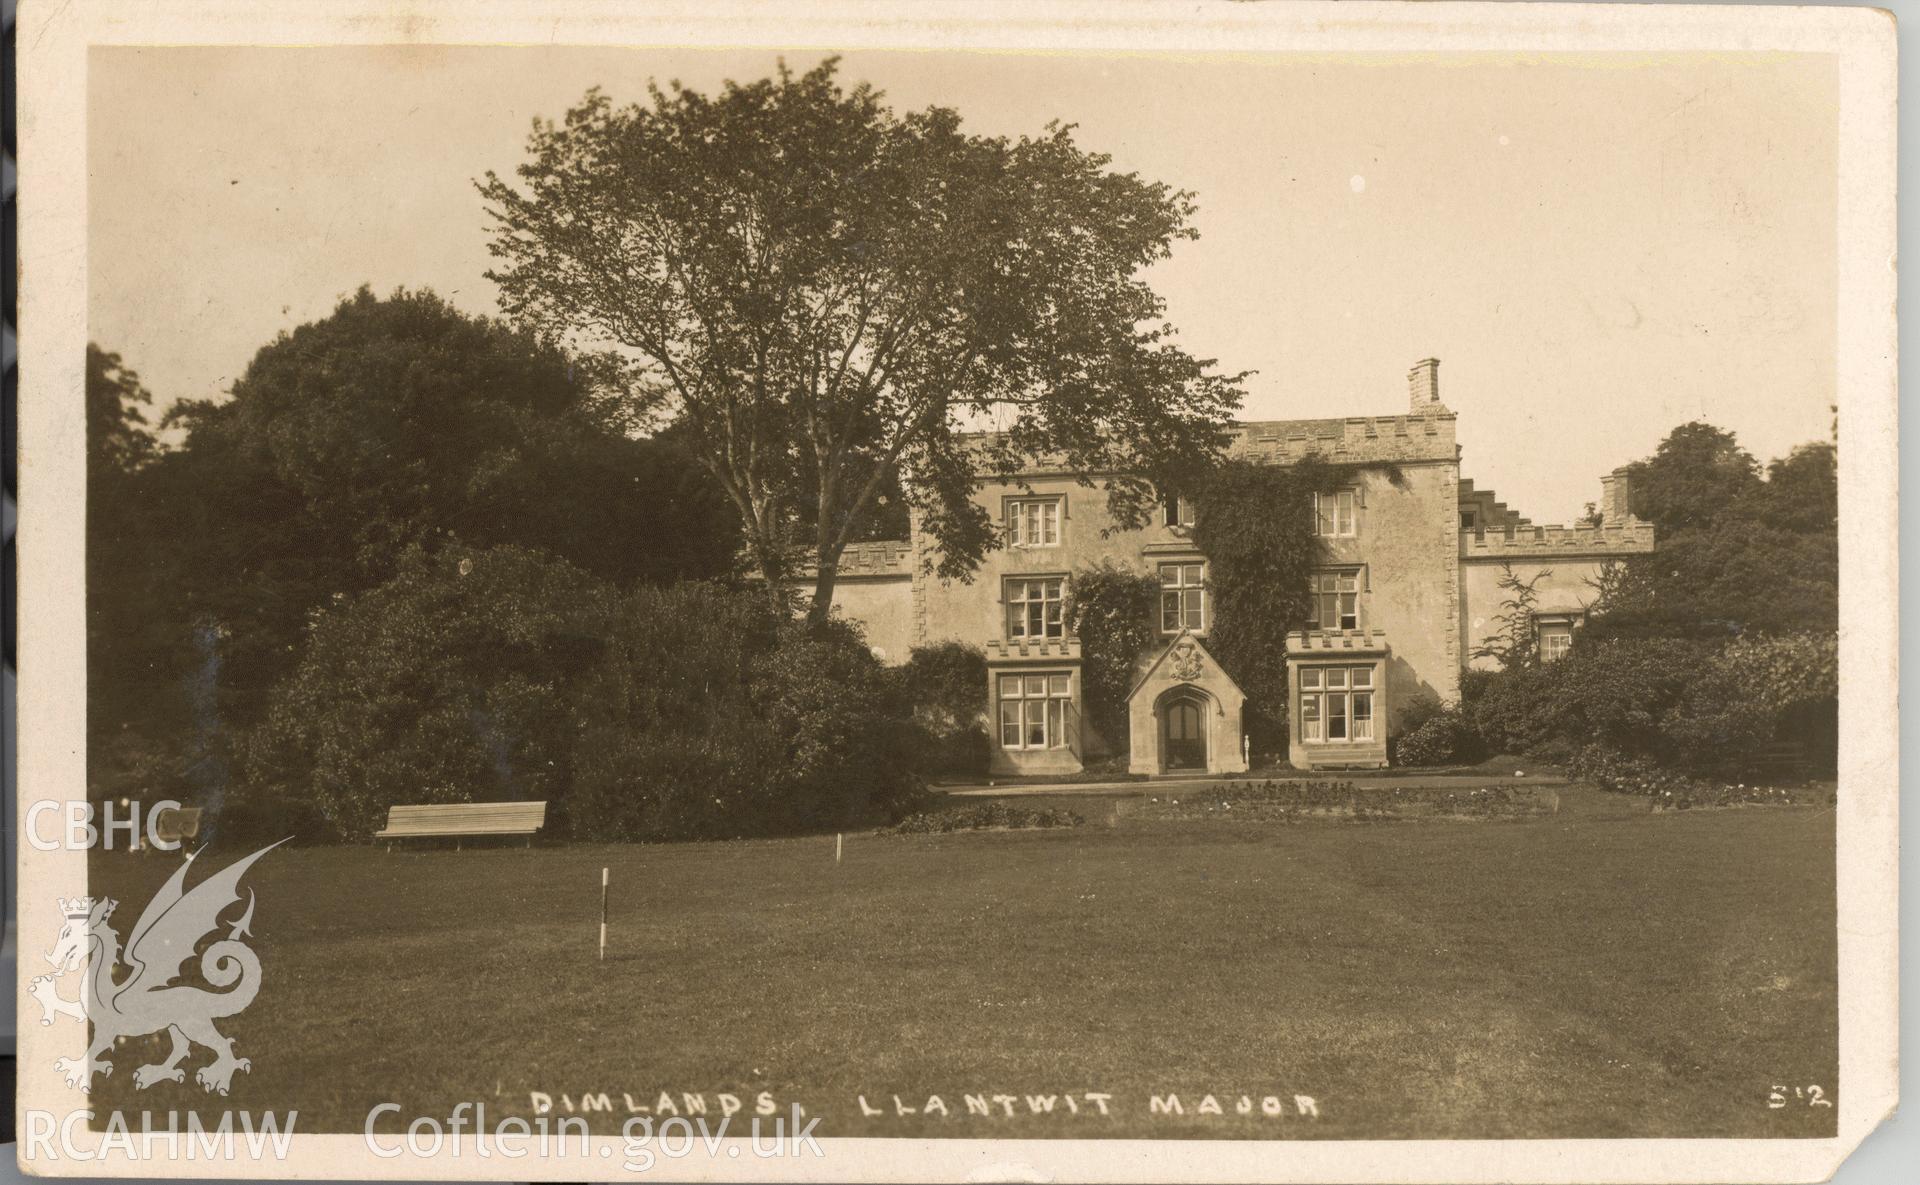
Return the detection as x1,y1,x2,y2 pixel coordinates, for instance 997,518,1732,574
13,1,1899,1181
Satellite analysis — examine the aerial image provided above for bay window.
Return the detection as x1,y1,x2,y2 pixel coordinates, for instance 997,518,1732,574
1298,665,1375,744
999,673,1073,751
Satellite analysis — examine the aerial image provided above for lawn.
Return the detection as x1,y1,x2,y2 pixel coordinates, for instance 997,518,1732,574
77,792,1837,1140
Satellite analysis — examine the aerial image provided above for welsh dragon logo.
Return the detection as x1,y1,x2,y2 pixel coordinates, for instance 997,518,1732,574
28,840,287,1095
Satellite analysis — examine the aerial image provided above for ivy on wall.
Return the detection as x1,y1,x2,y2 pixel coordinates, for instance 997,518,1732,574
1066,561,1162,753
1191,456,1400,754
1064,455,1401,760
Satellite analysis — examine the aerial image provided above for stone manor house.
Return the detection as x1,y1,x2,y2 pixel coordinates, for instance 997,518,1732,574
811,360,1655,776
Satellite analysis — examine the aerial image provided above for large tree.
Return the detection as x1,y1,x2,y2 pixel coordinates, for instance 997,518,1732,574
87,346,175,791
1621,420,1762,532
84,293,738,799
1588,422,1836,639
479,58,1243,622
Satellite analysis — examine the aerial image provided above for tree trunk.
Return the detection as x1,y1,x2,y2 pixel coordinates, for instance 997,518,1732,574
744,506,793,615
805,548,842,629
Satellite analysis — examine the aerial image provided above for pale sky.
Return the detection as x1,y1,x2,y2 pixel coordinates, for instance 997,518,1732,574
89,47,1837,524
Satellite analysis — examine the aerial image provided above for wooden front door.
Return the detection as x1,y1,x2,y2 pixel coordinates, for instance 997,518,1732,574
1164,697,1207,771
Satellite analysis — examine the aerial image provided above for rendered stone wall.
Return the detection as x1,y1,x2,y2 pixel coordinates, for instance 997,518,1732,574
811,402,1655,768
813,576,916,664
914,474,1202,652
1317,461,1462,727
1460,558,1610,671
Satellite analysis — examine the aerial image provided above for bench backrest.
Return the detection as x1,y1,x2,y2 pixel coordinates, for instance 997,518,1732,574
382,801,548,834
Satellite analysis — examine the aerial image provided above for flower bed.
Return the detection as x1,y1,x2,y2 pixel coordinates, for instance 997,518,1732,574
1565,745,1836,811
1122,779,1553,823
891,802,1085,834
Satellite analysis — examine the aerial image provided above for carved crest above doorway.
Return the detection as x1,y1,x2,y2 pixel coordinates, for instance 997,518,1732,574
1125,630,1248,776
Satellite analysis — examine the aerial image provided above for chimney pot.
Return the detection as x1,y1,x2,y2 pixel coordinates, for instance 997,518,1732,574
1408,358,1442,413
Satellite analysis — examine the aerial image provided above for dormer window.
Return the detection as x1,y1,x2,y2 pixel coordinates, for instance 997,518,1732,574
1005,497,1061,548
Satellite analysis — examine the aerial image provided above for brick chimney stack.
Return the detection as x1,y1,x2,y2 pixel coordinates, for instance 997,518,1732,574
1407,358,1443,413
1598,467,1635,525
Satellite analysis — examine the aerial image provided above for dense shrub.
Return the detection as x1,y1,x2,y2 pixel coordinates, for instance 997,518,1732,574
900,643,987,726
1459,633,1835,781
1393,711,1479,767
1661,633,1837,778
249,545,613,840
1519,736,1579,768
1460,638,1714,759
251,546,921,842
897,643,990,777
567,589,921,841
1453,422,1836,781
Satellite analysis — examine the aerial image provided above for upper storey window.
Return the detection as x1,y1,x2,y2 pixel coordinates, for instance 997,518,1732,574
1307,570,1362,631
1161,494,1195,528
1159,562,1207,633
1006,497,1062,548
1006,577,1067,640
1313,489,1358,537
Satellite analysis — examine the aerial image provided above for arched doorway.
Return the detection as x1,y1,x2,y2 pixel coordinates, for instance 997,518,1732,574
1163,692,1208,771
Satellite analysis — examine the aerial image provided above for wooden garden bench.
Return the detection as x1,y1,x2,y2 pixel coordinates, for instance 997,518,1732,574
374,801,548,851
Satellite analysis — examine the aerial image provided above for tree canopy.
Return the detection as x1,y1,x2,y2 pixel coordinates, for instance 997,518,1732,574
1621,421,1763,532
1589,422,1836,639
479,57,1243,620
85,291,738,801
87,346,175,787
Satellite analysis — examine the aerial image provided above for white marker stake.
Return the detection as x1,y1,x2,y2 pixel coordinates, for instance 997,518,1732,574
599,867,609,962
835,833,843,864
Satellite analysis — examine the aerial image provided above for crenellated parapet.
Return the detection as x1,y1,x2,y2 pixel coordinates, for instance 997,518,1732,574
799,539,913,579
1228,413,1458,467
1286,627,1393,656
963,407,1457,477
1459,520,1654,561
985,637,1083,665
